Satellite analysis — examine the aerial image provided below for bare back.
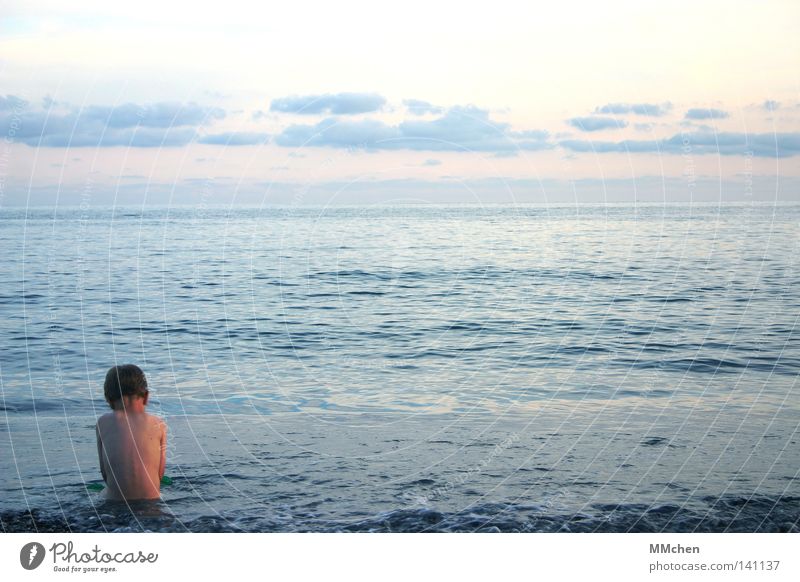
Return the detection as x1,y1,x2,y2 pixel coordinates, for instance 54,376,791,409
96,411,166,501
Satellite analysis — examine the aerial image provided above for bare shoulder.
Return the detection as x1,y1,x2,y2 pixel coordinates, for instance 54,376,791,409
146,413,166,430
96,412,115,429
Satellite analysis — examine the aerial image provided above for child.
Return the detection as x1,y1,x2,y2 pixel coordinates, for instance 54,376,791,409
96,364,167,501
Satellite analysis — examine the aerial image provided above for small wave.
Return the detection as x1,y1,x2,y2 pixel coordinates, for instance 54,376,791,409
615,356,759,374
312,269,393,281
641,437,675,448
347,290,386,296
647,296,694,303
334,496,800,533
407,478,436,486
0,398,85,413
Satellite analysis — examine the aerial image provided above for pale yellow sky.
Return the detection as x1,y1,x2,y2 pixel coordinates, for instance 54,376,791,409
1,0,798,203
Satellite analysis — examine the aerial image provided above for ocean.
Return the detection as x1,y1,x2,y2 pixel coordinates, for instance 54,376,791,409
1,202,798,532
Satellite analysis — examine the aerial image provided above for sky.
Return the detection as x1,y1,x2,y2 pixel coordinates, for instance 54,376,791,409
1,0,799,205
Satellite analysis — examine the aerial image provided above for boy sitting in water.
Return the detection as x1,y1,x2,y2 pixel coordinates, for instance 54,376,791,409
96,364,167,501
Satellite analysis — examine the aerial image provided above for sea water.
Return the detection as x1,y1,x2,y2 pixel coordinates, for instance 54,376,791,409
1,203,798,531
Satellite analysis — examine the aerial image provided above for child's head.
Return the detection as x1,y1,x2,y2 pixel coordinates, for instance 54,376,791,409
104,364,148,408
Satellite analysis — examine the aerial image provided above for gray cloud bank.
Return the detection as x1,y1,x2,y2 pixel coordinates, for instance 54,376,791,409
198,132,271,145
270,92,386,115
275,105,551,152
560,131,800,157
595,102,672,116
0,97,223,147
12,175,798,206
568,116,627,131
2,94,798,158
685,108,729,120
403,99,444,115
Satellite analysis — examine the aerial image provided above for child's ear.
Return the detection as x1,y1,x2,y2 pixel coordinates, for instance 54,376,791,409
142,391,149,405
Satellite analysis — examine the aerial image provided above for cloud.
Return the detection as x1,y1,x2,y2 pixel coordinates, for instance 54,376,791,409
422,158,441,166
559,138,659,154
276,117,399,148
270,92,386,115
85,102,225,128
403,99,444,115
12,173,800,207
568,116,627,131
398,107,550,152
595,102,671,116
762,100,780,112
595,103,666,116
559,131,800,157
679,121,714,131
274,105,551,152
0,99,224,147
685,108,729,120
8,117,197,147
0,98,225,147
198,132,270,145
0,94,27,110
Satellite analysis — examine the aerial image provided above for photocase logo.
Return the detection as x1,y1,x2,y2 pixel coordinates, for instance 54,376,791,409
20,542,46,570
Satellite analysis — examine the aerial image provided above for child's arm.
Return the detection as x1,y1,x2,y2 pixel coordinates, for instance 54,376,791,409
158,419,167,480
96,424,107,482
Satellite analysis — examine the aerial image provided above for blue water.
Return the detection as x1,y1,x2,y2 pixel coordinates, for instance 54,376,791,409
1,203,798,531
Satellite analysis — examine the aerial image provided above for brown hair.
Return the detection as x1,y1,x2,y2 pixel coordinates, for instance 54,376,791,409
104,364,148,405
